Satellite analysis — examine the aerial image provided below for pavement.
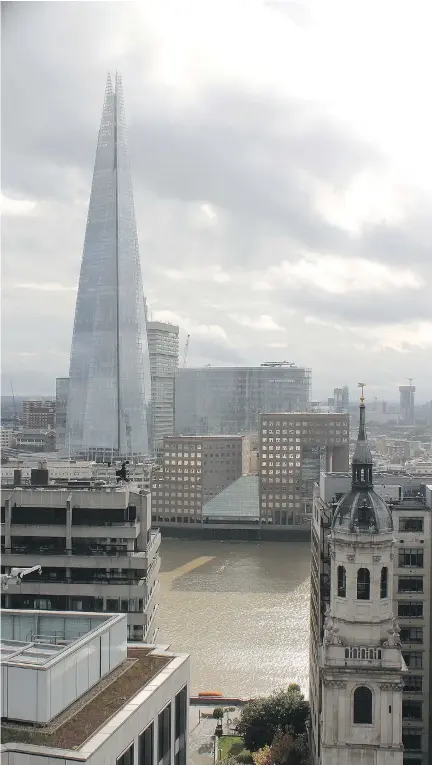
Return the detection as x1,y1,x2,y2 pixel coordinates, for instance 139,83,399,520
189,706,241,765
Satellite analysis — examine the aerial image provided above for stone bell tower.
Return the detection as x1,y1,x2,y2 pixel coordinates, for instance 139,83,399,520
319,388,406,765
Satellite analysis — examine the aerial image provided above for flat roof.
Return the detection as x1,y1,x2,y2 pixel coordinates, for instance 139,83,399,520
1,639,68,666
1,647,171,750
1,610,118,668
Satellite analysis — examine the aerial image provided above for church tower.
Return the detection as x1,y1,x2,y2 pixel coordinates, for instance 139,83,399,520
319,388,405,764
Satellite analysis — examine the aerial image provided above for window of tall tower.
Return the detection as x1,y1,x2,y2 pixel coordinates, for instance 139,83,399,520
357,568,370,600
337,566,346,597
353,686,373,724
380,567,388,598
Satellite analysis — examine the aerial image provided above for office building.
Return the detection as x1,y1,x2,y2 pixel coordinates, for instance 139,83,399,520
1,480,160,642
310,396,405,763
400,385,416,425
147,321,179,454
14,428,55,453
0,428,15,451
66,74,151,458
55,376,69,451
1,609,189,765
310,472,432,761
259,412,349,528
333,385,349,413
22,399,55,429
1,457,152,492
151,435,249,526
175,363,311,436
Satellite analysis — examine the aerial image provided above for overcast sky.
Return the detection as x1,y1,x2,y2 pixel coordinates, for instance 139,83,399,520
1,0,431,402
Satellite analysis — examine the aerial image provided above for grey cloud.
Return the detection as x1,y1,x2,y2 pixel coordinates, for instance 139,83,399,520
1,1,431,398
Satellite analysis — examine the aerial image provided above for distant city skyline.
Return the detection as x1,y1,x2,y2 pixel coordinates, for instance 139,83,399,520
2,2,431,401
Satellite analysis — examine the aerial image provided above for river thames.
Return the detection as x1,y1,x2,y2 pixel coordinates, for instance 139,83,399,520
158,538,311,698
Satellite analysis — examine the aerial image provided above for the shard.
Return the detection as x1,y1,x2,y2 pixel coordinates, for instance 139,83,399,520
66,73,151,456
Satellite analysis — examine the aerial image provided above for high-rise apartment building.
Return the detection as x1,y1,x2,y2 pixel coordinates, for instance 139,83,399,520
151,435,249,525
55,377,69,451
333,385,349,413
66,74,151,458
175,363,311,436
399,385,416,425
259,412,349,528
310,398,405,764
22,399,55,429
1,481,160,643
310,469,432,765
147,321,179,455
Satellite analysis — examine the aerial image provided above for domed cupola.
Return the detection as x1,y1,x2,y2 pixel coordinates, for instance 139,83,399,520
332,387,393,534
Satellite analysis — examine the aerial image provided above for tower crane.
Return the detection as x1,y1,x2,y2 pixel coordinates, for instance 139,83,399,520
182,334,190,368
10,380,18,426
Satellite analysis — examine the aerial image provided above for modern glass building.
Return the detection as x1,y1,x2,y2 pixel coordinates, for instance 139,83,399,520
66,74,151,457
175,363,311,436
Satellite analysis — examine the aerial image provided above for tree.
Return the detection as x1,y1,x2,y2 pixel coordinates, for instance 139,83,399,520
253,730,311,765
252,745,272,765
237,685,309,753
213,707,224,721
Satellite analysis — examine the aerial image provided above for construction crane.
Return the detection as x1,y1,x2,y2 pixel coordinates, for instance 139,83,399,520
406,377,414,386
182,334,190,368
123,410,132,456
10,380,18,426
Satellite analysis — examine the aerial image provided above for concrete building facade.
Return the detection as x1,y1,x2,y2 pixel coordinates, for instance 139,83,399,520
1,483,160,643
175,363,311,436
151,435,249,526
259,412,349,528
147,321,179,455
310,470,432,765
1,609,189,765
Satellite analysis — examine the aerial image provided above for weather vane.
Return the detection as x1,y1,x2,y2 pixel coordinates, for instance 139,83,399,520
358,382,366,402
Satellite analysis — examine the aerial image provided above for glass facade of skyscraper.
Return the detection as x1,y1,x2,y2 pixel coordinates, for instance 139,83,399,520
175,365,311,436
66,74,151,456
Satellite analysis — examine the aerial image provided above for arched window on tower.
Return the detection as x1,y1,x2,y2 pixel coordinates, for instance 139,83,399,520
380,567,388,598
357,568,370,599
353,686,373,724
337,566,346,597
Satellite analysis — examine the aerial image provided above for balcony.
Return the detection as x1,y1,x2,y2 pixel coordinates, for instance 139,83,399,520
7,521,140,539
6,580,148,598
324,643,404,670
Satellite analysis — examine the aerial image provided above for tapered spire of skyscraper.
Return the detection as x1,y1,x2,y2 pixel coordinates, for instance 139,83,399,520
66,73,151,456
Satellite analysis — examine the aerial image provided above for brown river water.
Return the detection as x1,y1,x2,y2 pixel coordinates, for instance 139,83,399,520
158,538,311,698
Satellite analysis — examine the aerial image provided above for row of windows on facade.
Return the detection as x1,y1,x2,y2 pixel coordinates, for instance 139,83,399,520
117,687,187,765
262,427,348,434
398,517,424,532
337,566,425,598
337,566,388,599
262,501,302,509
261,469,301,476
153,515,203,523
261,419,347,427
